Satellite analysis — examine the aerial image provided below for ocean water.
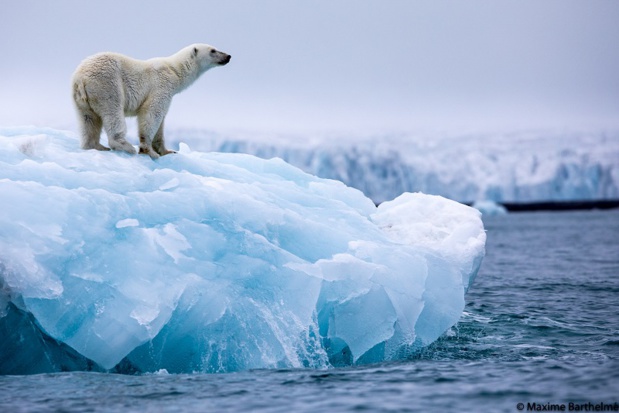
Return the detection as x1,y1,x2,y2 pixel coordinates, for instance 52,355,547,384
1,209,618,412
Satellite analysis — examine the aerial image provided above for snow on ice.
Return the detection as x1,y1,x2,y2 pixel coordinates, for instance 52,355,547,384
0,127,485,374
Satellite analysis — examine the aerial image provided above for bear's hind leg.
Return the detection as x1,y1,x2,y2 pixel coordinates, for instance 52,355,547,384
102,111,137,155
77,108,109,151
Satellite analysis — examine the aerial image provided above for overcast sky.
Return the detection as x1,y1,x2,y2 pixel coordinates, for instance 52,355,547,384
0,0,618,133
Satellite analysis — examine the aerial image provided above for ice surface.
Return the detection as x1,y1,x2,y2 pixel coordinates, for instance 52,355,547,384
0,127,485,374
166,129,619,204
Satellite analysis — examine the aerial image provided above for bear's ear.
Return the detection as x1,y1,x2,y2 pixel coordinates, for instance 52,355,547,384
193,47,198,57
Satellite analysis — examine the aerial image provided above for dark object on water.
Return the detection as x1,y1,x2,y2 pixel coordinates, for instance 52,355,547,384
498,199,619,212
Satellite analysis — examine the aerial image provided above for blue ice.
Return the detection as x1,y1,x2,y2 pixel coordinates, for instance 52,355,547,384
0,127,485,373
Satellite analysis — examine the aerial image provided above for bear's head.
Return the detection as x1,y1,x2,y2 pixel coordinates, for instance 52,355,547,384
190,43,231,73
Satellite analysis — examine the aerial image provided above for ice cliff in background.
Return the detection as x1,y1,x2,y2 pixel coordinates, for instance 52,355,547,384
0,127,485,374
166,129,619,204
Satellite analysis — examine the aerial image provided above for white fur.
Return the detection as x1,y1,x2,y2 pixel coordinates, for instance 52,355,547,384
72,44,231,158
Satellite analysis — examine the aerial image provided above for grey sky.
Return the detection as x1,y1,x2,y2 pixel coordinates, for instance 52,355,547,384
1,0,618,133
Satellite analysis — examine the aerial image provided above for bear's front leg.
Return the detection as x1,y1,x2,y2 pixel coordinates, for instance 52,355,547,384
138,104,166,159
138,137,160,159
152,119,176,156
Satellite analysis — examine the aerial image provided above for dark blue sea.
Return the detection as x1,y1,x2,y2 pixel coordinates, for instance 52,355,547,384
1,209,618,412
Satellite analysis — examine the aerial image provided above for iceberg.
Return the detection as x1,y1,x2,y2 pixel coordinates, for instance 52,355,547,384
0,127,485,374
472,200,508,216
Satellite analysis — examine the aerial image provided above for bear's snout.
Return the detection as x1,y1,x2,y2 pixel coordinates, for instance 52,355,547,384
219,54,231,65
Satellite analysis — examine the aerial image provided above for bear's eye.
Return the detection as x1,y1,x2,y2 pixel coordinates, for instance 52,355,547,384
210,49,216,55
193,47,198,56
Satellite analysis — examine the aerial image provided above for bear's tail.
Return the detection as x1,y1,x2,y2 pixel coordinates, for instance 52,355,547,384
72,79,90,109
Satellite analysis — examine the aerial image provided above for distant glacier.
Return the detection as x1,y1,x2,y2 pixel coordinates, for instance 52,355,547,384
168,129,619,205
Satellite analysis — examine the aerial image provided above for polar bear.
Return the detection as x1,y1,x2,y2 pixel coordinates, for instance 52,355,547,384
72,44,231,158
